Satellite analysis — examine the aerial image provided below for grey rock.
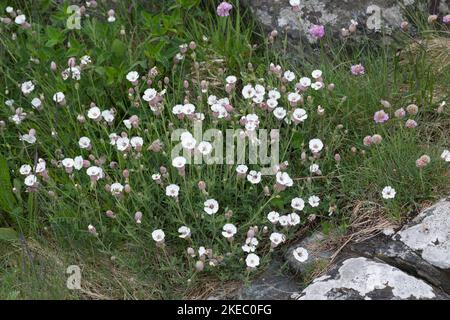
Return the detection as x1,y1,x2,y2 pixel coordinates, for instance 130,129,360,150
349,199,450,293
284,231,333,275
241,0,434,44
237,259,300,300
298,256,449,300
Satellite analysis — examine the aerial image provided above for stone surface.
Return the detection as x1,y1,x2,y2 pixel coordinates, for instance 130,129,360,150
298,256,448,300
237,259,300,300
284,231,333,274
349,198,450,293
241,0,448,44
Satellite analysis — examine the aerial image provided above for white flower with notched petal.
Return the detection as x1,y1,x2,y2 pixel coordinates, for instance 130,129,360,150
308,195,320,207
247,170,261,184
21,81,35,95
381,186,396,199
293,247,309,262
221,223,237,238
284,70,296,82
291,197,305,211
204,199,219,215
276,171,293,187
24,174,37,187
242,84,255,99
267,211,280,224
126,71,139,83
270,232,286,247
19,164,32,175
166,184,180,197
273,107,286,120
292,108,308,123
441,150,450,162
197,141,213,155
309,138,323,153
178,226,191,239
152,229,165,243
245,253,260,268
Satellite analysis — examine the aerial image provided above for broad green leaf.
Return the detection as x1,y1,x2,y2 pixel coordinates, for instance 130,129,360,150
0,228,19,241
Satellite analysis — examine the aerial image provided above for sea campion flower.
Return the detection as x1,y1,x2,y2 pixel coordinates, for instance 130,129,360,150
308,195,320,207
245,253,260,269
88,224,98,236
204,199,219,215
236,164,248,178
178,226,191,239
267,211,280,224
274,171,293,192
293,247,309,262
373,110,389,123
126,71,139,83
309,24,325,39
440,150,450,162
166,184,180,198
309,138,324,154
291,197,305,211
222,223,237,239
381,186,396,199
246,170,262,184
270,232,286,248
152,229,165,245
21,81,34,95
217,2,232,17
292,108,308,123
351,64,365,76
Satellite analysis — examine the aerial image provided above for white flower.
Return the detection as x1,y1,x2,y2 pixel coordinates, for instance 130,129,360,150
381,186,396,199
268,89,281,100
62,158,74,168
80,55,92,65
78,136,91,149
14,14,26,25
267,211,280,224
291,197,305,211
247,170,261,184
273,107,286,120
207,95,217,105
288,212,301,226
309,138,324,153
102,109,115,123
31,97,42,109
204,199,219,215
222,223,237,238
308,195,320,207
126,71,139,82
242,84,255,99
441,150,450,162
309,164,320,173
130,136,143,149
24,174,37,187
226,75,237,84
181,136,197,150
276,171,293,187
311,81,324,90
107,15,116,23
142,88,157,102
287,92,301,103
182,103,195,115
20,133,36,144
284,70,296,82
110,182,124,195
87,106,102,120
6,7,14,13
116,137,130,151
35,160,46,173
152,229,165,242
278,215,289,227
236,164,248,174
74,156,83,170
293,247,309,262
19,164,32,175
292,108,308,123
172,156,186,168
270,232,286,246
86,166,104,179
245,253,260,268
178,226,191,239
289,0,300,6
311,69,322,79
242,237,259,253
151,173,161,181
299,77,311,87
21,81,34,95
166,184,180,197
53,92,65,103
197,141,213,155
198,246,207,257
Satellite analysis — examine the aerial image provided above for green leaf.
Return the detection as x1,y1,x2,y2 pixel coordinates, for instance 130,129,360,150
0,228,19,241
0,153,17,213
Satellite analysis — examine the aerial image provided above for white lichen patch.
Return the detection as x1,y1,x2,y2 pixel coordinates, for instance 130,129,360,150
398,201,450,269
298,257,436,300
